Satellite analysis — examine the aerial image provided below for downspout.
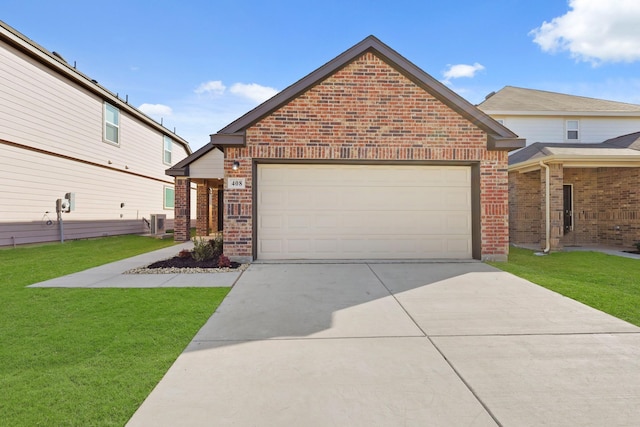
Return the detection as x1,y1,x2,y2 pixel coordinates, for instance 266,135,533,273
539,161,550,253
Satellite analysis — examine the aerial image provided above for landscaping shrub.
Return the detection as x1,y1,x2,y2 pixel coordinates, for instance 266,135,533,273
217,254,231,268
192,237,214,261
177,249,192,258
210,236,224,258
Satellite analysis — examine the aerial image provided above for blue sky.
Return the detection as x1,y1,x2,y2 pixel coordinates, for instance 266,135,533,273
2,0,640,150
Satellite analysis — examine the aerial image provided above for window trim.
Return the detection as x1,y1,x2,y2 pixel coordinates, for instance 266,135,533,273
163,135,173,165
163,186,175,210
104,102,120,145
566,120,580,141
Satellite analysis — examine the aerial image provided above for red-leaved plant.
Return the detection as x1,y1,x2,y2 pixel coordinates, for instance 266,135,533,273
217,254,231,268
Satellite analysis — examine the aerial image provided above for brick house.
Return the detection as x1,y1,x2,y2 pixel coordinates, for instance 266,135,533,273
509,132,640,251
168,36,524,262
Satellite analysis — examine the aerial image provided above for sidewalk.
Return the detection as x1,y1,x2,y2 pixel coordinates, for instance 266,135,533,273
28,241,241,288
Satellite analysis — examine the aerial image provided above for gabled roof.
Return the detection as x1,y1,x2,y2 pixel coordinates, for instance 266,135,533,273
168,36,524,176
478,86,640,116
214,36,520,146
167,143,223,177
509,132,640,172
0,20,192,154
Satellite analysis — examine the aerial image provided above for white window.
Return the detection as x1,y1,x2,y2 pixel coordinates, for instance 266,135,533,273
566,120,579,141
104,102,120,144
163,136,172,165
164,186,175,209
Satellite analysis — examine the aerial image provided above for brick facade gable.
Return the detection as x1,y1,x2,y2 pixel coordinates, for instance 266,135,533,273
250,52,488,150
223,52,509,260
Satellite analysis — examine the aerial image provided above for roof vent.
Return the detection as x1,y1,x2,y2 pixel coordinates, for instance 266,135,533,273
484,91,496,100
52,51,68,63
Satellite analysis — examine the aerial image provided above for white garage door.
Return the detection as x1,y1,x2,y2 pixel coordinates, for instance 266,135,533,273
257,164,472,260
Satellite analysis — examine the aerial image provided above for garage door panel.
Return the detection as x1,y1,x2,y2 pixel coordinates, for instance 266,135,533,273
445,187,471,209
314,214,342,229
260,214,283,231
257,164,472,259
259,239,283,255
259,190,284,208
444,167,470,184
446,213,472,232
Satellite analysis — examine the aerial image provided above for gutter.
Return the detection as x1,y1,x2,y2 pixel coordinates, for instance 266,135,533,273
539,161,551,253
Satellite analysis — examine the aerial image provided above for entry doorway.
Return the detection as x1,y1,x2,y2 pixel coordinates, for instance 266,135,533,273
563,184,573,232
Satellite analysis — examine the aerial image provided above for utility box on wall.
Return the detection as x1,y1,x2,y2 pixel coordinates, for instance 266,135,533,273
150,214,166,235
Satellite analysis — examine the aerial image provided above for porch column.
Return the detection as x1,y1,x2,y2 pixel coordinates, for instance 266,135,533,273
540,163,564,251
174,177,191,242
196,180,209,236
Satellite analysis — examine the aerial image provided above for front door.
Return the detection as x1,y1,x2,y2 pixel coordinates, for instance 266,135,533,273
563,185,573,232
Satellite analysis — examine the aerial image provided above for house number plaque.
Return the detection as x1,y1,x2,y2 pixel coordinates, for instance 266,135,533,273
228,178,246,189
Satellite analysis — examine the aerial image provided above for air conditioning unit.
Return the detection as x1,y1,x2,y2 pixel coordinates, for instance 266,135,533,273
150,214,166,235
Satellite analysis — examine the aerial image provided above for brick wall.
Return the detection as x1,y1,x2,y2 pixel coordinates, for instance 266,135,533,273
595,168,640,247
563,169,599,245
545,163,564,250
196,182,209,236
511,167,640,249
173,177,191,241
224,52,510,260
509,170,541,245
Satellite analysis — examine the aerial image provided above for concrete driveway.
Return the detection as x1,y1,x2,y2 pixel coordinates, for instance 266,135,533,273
127,262,640,426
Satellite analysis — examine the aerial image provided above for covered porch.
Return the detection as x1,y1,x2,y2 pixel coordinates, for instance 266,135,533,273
166,146,225,242
508,133,640,251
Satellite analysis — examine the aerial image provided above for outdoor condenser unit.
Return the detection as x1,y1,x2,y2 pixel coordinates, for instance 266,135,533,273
150,214,166,235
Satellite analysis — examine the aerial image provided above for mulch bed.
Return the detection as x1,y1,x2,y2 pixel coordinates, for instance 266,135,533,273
147,255,242,269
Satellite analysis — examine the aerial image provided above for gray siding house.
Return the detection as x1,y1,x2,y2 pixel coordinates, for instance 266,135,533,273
0,21,194,246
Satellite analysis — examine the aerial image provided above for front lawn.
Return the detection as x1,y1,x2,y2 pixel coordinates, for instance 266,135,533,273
0,236,230,426
490,247,640,326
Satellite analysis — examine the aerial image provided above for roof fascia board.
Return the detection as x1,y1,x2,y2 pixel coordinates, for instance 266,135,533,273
482,110,640,117
216,36,519,145
166,166,189,177
488,135,526,151
510,154,640,172
0,21,192,154
209,132,246,146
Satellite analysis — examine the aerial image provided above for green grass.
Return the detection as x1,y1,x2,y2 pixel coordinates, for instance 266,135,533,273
490,247,640,326
0,235,230,426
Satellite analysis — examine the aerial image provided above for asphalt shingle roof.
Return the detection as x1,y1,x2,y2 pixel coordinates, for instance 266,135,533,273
509,132,640,166
478,86,640,113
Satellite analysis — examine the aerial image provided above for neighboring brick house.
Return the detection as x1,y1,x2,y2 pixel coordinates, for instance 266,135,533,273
478,86,640,146
509,132,640,251
168,36,524,262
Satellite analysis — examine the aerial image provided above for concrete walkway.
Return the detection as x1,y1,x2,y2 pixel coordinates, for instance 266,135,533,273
29,242,240,288
126,262,640,427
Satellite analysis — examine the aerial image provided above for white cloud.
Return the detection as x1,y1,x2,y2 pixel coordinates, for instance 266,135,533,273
530,0,640,64
229,82,279,103
442,63,485,83
195,80,226,95
138,103,173,117
141,81,280,150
